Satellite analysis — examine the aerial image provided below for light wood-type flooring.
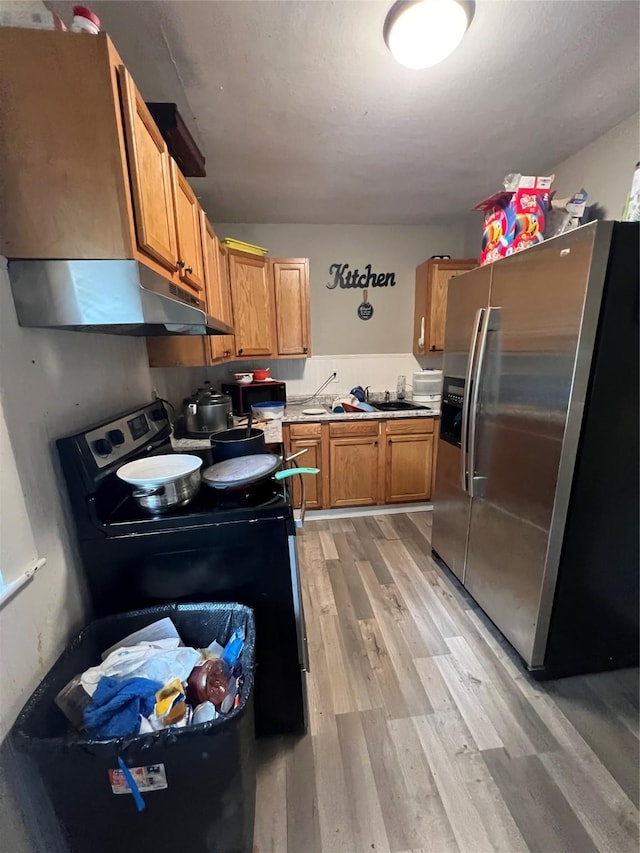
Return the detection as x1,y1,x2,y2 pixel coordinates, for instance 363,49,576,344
254,511,639,853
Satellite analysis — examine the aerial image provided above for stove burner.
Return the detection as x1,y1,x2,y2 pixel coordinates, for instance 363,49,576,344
106,475,286,523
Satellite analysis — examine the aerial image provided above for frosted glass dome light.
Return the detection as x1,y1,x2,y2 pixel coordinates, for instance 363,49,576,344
384,0,474,70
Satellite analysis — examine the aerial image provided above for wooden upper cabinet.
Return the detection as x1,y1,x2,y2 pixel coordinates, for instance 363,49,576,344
215,244,236,360
118,66,177,272
272,259,311,356
201,216,234,362
385,432,434,503
0,30,137,259
413,258,477,354
228,250,275,357
170,161,205,292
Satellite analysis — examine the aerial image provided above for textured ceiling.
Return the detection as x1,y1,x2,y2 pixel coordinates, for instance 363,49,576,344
50,0,640,224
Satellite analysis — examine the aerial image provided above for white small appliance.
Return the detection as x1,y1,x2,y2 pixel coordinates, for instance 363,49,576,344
412,369,443,412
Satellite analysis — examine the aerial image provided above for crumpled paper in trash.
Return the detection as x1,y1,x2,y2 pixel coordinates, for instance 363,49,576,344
81,639,201,697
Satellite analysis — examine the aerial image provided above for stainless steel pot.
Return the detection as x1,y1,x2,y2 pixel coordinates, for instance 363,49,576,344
183,381,233,436
131,470,201,513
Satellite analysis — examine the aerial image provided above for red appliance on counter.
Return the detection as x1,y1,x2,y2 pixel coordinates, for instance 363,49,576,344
221,380,287,416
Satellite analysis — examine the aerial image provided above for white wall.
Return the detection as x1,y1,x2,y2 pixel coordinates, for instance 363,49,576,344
165,222,466,404
550,113,639,218
204,352,434,400
214,223,466,356
0,258,153,850
463,113,640,260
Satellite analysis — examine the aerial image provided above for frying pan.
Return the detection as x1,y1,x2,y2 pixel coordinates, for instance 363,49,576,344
201,452,319,491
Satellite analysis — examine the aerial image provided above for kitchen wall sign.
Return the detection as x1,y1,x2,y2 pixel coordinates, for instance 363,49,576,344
357,290,374,321
326,263,396,289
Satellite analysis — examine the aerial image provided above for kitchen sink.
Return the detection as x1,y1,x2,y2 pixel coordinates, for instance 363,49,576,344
371,400,430,411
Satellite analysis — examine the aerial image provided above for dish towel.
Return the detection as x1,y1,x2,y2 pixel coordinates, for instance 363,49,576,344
84,676,162,738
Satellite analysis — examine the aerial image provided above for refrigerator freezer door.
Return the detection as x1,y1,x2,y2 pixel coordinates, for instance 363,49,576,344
440,265,492,382
432,265,491,581
431,439,469,580
463,224,606,667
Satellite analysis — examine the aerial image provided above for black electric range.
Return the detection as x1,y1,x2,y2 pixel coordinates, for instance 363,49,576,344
57,400,308,737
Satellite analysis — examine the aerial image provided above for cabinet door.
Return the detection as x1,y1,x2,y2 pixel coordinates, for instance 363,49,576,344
288,438,323,509
329,437,379,507
228,251,275,357
272,259,310,356
170,161,205,292
386,433,433,503
413,259,477,354
119,66,177,272
214,243,236,360
146,335,208,368
201,217,234,362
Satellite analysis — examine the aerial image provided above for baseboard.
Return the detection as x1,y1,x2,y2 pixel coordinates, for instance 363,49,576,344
304,503,433,521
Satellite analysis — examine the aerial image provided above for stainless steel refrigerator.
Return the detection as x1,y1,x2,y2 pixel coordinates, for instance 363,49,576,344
432,221,639,677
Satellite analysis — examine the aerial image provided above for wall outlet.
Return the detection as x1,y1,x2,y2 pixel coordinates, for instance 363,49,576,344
329,371,339,383
151,388,158,400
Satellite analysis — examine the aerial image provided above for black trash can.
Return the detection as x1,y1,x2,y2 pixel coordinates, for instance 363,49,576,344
11,603,256,853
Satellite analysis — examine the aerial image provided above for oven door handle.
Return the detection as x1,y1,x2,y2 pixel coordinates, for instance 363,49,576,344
288,534,309,672
461,308,485,493
287,457,307,528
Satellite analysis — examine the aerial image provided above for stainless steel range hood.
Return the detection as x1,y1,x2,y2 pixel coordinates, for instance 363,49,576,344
8,259,234,336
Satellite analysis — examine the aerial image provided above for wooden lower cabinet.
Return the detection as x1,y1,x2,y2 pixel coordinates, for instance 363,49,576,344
329,436,380,508
385,433,434,503
288,436,324,509
284,417,437,510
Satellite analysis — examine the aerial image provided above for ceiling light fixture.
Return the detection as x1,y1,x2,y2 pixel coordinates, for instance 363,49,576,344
384,0,475,70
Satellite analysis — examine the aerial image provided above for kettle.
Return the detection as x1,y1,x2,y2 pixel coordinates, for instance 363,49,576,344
182,382,234,436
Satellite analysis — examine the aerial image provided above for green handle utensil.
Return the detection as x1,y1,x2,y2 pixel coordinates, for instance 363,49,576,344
274,467,320,480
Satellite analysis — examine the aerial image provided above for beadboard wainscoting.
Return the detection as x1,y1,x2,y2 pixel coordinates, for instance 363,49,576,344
154,353,444,407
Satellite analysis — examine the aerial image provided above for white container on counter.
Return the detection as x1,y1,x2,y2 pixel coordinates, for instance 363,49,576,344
251,401,285,421
412,370,443,402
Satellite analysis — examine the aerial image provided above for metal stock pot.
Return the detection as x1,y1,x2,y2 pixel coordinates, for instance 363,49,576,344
117,454,203,513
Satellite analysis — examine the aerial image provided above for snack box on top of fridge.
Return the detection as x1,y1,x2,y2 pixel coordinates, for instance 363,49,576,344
474,191,515,265
474,175,554,265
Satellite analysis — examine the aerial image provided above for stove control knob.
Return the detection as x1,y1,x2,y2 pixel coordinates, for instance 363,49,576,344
107,429,125,446
149,408,166,422
93,438,112,457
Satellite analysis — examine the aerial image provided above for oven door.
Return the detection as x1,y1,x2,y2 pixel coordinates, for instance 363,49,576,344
80,517,307,736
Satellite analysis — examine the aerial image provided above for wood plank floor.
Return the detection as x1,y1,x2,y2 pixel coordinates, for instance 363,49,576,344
254,512,639,853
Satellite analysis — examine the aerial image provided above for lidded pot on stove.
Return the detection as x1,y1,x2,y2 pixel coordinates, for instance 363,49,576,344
183,381,233,436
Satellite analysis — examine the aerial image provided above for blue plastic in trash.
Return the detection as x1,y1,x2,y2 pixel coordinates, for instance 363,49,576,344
84,676,161,738
222,626,245,667
117,756,146,812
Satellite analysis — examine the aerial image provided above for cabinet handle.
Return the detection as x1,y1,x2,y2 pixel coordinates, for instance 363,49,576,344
185,266,193,275
177,259,185,268
238,348,243,355
431,345,436,351
388,439,392,445
303,347,308,353
374,441,378,446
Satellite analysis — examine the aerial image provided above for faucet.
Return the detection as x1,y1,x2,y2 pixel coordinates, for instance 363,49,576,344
364,386,371,402
384,390,390,403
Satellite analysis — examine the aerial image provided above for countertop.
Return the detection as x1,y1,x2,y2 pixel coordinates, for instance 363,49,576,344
171,398,438,451
281,402,438,423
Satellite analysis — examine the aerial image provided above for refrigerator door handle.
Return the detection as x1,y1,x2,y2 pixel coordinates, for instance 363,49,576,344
461,308,485,493
468,306,498,498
